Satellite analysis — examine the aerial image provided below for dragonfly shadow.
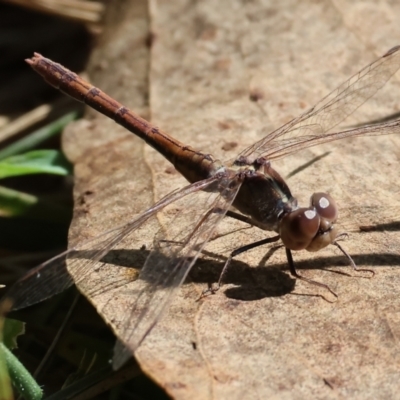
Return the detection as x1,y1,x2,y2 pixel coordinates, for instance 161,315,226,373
65,245,400,304
285,151,330,180
359,220,400,232
197,251,400,301
73,248,293,299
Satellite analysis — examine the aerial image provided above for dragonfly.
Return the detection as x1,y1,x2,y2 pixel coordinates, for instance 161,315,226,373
4,46,400,369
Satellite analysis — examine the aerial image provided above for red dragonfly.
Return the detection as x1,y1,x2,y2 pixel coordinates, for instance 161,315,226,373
5,46,400,368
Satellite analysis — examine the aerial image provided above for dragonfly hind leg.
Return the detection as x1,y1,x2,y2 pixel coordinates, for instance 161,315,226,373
198,235,281,300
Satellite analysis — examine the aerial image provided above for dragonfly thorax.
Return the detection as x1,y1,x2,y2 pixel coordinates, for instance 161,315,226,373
230,161,298,232
279,192,338,252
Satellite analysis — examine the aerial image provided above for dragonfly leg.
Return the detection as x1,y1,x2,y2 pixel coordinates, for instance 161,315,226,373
216,207,271,230
159,208,266,263
334,236,375,278
285,247,338,300
198,235,281,300
156,206,222,251
224,209,254,225
156,207,256,254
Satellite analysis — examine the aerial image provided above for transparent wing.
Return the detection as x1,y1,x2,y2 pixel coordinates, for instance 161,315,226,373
4,176,222,310
258,118,400,161
111,176,242,369
239,45,400,162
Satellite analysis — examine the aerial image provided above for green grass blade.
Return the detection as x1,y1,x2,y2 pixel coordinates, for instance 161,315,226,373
0,342,43,400
0,150,72,178
0,185,71,222
0,111,79,161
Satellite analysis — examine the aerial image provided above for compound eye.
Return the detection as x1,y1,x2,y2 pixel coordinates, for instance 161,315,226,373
280,208,320,251
310,192,337,222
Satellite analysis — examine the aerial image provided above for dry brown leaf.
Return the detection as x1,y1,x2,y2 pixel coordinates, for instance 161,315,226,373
61,0,400,398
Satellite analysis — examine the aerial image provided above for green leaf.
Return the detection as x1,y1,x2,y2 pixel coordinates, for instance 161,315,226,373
0,313,13,400
0,186,38,217
0,111,78,161
3,319,25,351
0,150,72,178
0,349,12,400
0,342,43,400
0,185,71,223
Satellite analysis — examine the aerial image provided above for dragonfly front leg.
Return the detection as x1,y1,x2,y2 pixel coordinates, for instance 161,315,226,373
334,234,375,278
285,247,338,301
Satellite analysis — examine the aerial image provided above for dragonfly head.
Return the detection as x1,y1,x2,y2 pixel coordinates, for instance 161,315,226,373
279,192,338,252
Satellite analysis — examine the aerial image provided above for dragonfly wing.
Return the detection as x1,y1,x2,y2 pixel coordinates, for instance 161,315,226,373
239,46,400,161
111,176,242,370
259,119,400,161
5,251,75,310
4,176,221,310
